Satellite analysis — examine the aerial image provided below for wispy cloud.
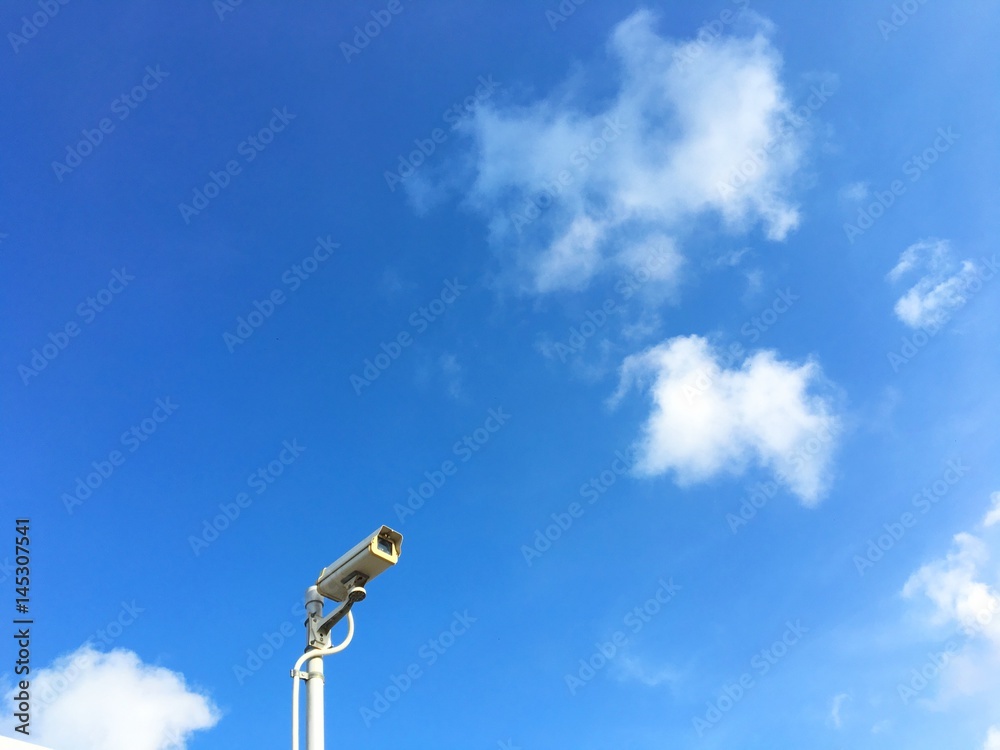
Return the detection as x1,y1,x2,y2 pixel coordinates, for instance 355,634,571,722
439,353,464,399
887,238,981,328
828,692,851,728
430,9,810,294
838,181,869,202
613,654,680,689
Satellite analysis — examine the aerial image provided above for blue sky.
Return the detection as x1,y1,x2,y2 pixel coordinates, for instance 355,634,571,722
2,1,1000,748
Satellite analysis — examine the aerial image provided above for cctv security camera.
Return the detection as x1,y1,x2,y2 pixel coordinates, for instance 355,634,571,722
315,526,403,602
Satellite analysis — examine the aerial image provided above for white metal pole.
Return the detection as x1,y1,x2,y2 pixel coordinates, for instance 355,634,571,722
305,653,324,750
304,586,325,750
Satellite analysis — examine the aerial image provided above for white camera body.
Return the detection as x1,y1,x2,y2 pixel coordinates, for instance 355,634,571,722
315,525,403,602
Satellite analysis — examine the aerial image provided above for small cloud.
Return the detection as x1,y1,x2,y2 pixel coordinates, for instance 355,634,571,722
743,268,765,296
414,353,466,399
828,692,850,728
887,238,980,329
2,645,219,750
380,268,417,298
839,181,869,202
610,335,841,505
713,247,751,268
619,309,663,344
439,353,464,399
871,719,891,734
868,386,901,435
613,655,679,689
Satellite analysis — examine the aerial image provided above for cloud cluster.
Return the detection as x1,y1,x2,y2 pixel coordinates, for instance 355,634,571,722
887,238,982,328
610,335,839,504
450,9,809,294
412,10,845,503
3,646,219,750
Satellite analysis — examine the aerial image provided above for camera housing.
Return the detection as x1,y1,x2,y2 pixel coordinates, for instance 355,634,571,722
315,526,403,602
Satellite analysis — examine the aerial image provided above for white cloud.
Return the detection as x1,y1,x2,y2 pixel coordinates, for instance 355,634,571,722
887,238,980,328
445,9,813,294
610,335,840,504
983,492,1000,528
3,646,219,750
984,725,1000,750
